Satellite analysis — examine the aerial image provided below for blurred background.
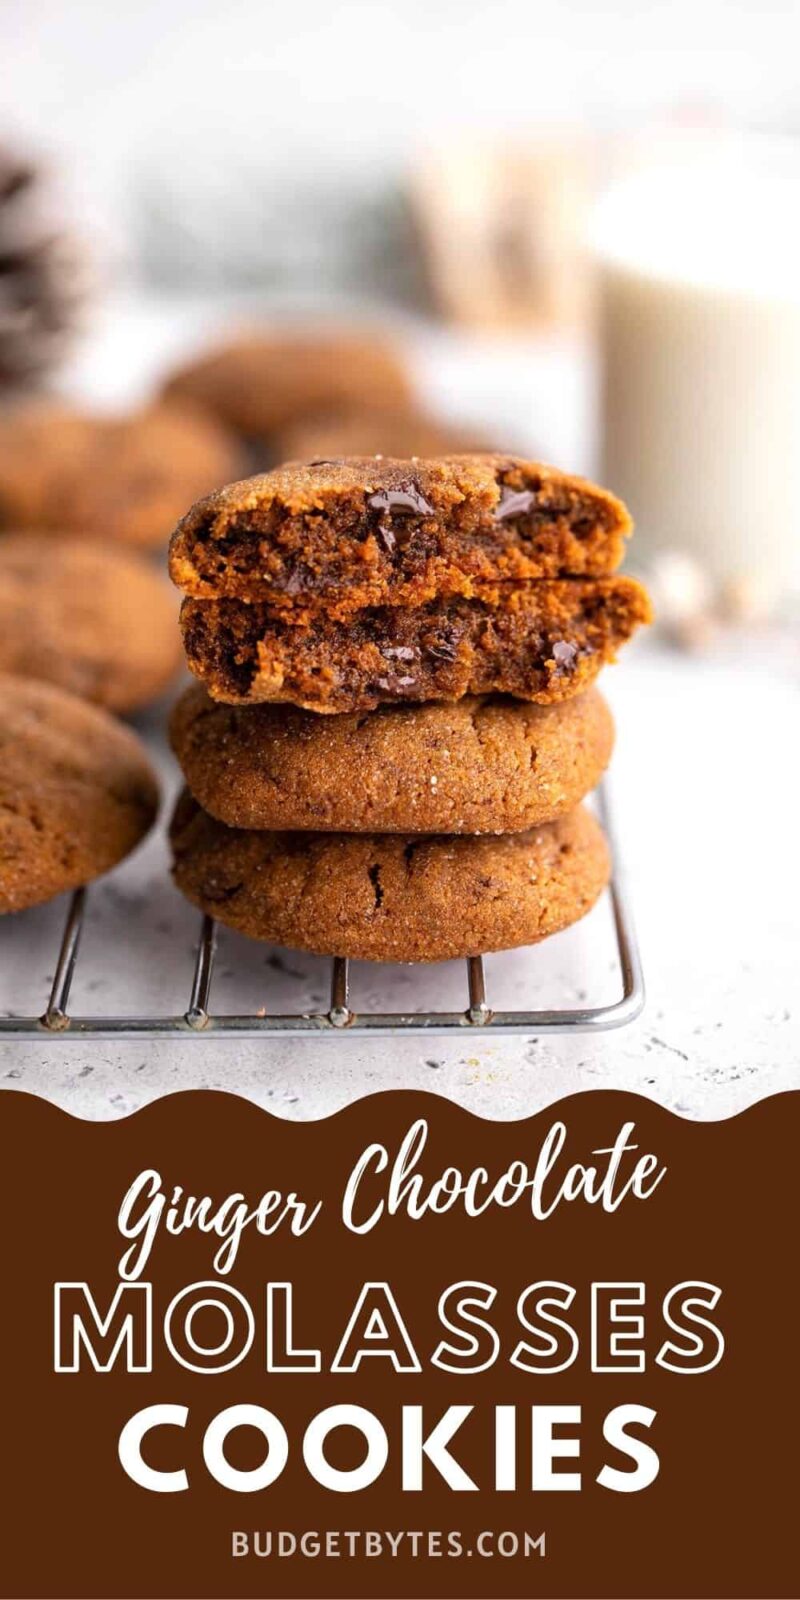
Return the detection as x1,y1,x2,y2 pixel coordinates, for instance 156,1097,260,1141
3,0,800,630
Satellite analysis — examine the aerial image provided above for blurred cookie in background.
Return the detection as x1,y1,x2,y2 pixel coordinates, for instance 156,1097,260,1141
276,405,494,464
161,329,414,451
0,674,159,914
0,534,182,713
0,400,244,549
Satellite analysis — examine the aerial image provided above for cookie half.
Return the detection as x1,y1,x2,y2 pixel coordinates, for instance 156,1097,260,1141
0,535,181,712
169,455,632,607
169,794,610,962
0,676,159,913
180,577,649,713
170,684,614,834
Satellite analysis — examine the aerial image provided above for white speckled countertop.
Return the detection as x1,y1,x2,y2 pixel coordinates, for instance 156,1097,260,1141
0,296,797,1120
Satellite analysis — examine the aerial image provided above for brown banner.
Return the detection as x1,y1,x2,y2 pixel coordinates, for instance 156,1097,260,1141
0,1087,797,1600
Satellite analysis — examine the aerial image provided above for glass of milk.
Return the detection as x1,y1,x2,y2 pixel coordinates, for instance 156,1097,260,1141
595,131,800,598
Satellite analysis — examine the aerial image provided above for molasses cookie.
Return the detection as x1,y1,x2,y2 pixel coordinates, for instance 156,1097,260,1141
162,330,413,443
0,400,243,550
0,535,182,712
169,455,633,607
169,794,610,962
180,576,649,713
276,407,491,465
0,676,159,914
170,683,614,834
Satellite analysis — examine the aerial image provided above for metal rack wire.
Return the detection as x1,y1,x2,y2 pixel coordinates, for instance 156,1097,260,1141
0,786,644,1039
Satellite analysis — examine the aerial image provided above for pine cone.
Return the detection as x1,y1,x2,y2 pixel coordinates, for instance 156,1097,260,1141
0,146,89,387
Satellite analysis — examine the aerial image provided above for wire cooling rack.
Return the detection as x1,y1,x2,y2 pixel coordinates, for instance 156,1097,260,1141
0,786,643,1040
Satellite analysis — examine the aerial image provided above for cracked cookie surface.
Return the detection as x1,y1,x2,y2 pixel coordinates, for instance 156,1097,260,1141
169,793,610,962
170,683,614,833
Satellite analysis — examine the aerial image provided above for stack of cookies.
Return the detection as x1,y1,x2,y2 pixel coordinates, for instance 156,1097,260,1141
167,454,651,963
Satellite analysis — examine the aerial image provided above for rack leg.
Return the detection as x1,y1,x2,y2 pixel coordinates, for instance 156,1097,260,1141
186,916,217,1028
467,955,491,1024
41,889,87,1031
329,958,352,1028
